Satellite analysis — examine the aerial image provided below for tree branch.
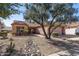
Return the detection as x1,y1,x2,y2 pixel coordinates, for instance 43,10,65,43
33,19,41,25
50,22,62,35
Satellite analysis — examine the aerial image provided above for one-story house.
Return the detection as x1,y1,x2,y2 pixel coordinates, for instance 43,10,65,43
11,20,79,36
11,20,66,36
11,20,46,36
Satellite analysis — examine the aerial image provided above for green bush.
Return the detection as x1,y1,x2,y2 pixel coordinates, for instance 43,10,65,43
0,31,8,36
76,32,79,35
52,32,59,37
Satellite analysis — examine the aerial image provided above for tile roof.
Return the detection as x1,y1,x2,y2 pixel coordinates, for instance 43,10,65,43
12,20,48,28
11,20,27,25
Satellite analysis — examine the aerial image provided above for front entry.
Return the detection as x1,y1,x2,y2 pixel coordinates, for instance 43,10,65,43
15,27,40,36
16,27,25,36
29,28,40,34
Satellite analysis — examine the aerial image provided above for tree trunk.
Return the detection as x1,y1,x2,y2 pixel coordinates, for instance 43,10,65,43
61,26,65,35
47,16,57,39
48,33,51,39
48,27,52,39
41,24,49,39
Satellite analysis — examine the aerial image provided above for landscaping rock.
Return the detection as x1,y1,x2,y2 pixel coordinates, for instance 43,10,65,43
25,39,42,56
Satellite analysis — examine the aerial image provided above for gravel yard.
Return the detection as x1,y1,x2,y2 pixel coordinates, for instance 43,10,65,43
0,35,62,56
1,35,79,56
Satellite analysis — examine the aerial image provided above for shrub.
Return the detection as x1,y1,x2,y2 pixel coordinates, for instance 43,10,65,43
0,31,8,36
52,32,59,37
76,32,79,35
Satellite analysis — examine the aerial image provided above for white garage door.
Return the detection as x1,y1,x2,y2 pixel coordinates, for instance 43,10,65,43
65,28,77,35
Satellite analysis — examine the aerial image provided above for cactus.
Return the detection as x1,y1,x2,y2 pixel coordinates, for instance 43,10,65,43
5,41,16,56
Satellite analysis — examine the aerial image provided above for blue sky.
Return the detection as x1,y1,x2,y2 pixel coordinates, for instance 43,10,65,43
3,5,26,27
73,4,79,16
3,3,79,27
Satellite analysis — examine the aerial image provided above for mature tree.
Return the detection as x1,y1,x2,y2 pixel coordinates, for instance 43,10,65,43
48,4,78,39
24,3,78,39
24,4,51,39
0,3,21,19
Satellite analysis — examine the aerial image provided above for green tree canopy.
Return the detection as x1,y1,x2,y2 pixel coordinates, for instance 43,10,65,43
0,3,21,19
24,3,78,39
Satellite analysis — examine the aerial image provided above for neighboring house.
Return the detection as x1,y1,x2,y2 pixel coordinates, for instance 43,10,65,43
0,27,12,38
0,21,4,31
1,27,12,32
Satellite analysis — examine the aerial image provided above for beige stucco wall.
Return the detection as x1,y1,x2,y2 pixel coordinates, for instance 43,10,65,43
12,24,29,36
37,27,48,35
37,27,62,35
53,27,62,35
65,28,77,35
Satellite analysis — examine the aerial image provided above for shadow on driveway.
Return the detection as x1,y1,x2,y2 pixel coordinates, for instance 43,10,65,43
47,38,79,56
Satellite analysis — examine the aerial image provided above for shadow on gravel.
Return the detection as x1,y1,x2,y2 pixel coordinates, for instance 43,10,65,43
47,39,79,56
